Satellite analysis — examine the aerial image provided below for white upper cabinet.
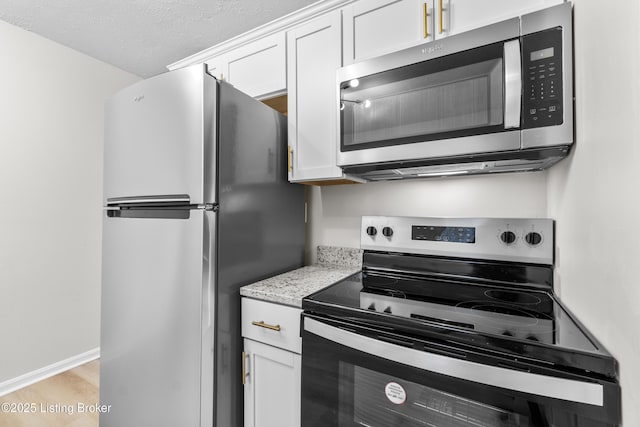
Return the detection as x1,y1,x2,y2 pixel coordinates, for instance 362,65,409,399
287,11,345,183
342,0,565,65
169,0,565,184
343,0,433,65
436,0,564,38
206,32,287,99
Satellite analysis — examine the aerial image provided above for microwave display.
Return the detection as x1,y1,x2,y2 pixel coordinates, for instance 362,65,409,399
531,47,555,62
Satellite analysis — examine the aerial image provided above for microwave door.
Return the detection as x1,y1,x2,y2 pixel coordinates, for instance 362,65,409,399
338,40,522,168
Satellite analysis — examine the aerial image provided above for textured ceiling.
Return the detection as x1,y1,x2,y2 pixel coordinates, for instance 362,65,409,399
0,0,318,77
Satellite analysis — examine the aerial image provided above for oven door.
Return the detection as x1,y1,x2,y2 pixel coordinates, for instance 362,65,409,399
302,314,620,427
337,19,523,169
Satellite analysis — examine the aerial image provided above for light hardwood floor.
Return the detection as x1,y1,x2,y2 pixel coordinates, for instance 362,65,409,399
0,360,99,427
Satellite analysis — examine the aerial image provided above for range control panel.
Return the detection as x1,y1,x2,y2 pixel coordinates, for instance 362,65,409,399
361,216,554,265
522,27,564,129
411,225,476,244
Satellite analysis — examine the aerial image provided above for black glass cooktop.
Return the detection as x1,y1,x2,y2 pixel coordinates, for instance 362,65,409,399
303,255,618,379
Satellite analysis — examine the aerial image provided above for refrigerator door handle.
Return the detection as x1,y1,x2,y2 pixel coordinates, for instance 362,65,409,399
104,199,217,219
106,194,191,207
197,203,218,212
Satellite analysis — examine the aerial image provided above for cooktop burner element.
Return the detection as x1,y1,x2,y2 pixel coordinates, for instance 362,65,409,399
360,289,555,344
303,216,619,379
484,289,542,305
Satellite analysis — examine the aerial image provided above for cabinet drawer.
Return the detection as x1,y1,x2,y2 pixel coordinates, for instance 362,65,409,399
241,298,302,354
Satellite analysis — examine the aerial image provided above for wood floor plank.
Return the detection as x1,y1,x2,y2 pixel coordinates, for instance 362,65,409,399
0,360,99,427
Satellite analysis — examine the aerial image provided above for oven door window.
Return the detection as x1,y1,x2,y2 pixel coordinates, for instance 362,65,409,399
340,41,512,152
348,364,527,426
302,316,616,427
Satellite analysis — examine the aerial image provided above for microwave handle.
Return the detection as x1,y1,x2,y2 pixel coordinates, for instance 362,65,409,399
504,40,522,129
304,317,604,406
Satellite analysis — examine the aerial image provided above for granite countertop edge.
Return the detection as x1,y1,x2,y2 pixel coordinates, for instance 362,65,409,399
240,246,362,308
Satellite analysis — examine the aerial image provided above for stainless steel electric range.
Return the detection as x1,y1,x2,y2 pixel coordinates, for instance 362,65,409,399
301,216,621,427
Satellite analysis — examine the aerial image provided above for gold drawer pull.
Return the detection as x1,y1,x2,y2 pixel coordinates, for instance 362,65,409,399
242,351,248,385
423,3,429,38
251,320,281,331
439,0,444,34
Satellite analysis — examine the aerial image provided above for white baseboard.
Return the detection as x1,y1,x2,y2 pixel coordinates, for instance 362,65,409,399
0,348,100,397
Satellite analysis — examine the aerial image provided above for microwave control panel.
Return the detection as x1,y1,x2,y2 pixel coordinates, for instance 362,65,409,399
522,28,564,129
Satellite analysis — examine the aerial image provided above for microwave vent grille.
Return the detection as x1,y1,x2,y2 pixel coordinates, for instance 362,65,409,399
353,156,564,181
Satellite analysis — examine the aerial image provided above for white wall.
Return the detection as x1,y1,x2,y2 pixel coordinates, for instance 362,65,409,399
307,172,548,262
547,0,640,425
0,20,139,383
307,1,639,425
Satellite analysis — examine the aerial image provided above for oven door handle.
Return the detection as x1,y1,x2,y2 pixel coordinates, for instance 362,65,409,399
304,317,604,406
503,39,522,129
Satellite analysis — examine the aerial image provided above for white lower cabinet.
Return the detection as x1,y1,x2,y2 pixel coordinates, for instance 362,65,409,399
243,339,301,427
241,298,302,427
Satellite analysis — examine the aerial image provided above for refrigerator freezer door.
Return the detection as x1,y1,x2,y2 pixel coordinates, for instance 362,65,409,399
103,65,217,205
99,209,214,427
215,81,305,427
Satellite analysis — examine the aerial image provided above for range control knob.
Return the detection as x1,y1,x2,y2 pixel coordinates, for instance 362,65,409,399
525,232,543,246
366,226,377,236
500,231,517,245
382,226,394,237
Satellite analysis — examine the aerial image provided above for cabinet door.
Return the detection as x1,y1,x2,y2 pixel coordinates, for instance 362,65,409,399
222,32,287,99
287,12,344,182
436,0,564,38
343,0,433,65
243,339,301,427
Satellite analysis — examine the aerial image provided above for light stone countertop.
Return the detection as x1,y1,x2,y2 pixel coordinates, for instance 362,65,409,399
240,246,362,308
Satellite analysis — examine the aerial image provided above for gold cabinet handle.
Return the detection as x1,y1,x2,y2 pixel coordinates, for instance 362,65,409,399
242,351,248,385
439,0,444,34
423,3,429,38
251,320,281,331
287,146,292,172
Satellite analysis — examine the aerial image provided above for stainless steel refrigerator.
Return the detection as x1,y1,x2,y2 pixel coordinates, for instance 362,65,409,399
99,65,305,427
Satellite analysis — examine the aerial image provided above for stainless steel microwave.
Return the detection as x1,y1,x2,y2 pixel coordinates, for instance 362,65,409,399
337,3,573,180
